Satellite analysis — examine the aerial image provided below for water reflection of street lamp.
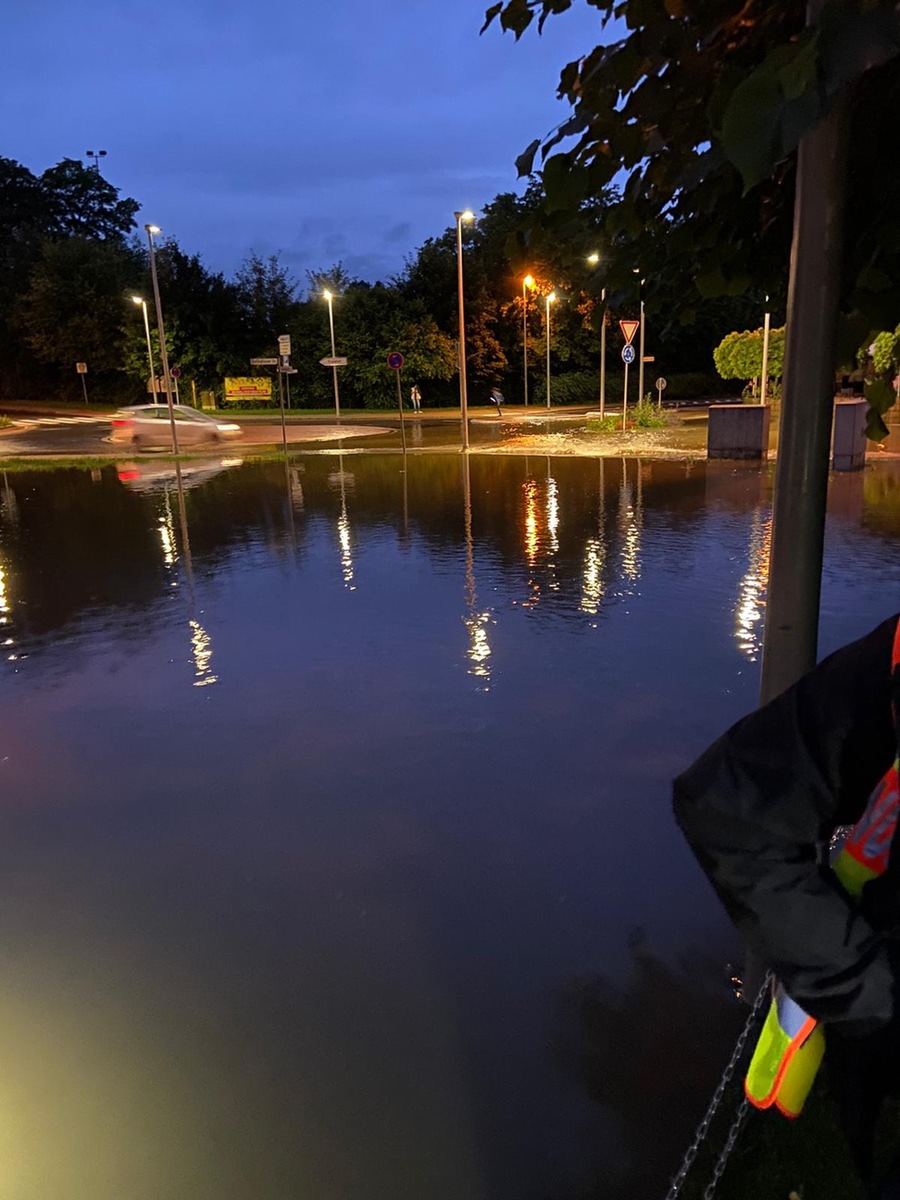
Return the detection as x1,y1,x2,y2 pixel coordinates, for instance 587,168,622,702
323,289,341,420
581,458,607,616
462,455,492,688
522,274,535,406
145,223,178,454
545,292,557,409
454,209,475,451
131,295,156,400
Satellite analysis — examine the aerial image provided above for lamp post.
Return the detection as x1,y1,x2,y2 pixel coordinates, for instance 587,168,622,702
522,273,535,406
86,149,107,172
633,270,647,405
323,289,341,420
131,296,156,401
545,291,557,409
760,296,771,405
144,223,178,454
454,209,475,451
587,253,607,417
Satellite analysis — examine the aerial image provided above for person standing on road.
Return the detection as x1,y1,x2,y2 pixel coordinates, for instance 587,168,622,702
410,384,422,413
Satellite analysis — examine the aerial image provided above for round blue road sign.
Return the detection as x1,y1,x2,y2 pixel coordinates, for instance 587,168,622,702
387,351,404,370
621,344,636,365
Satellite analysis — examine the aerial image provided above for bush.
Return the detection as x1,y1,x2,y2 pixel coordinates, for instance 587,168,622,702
533,371,603,406
633,401,667,428
586,415,621,433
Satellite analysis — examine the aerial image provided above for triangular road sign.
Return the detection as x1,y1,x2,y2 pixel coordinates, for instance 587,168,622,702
619,319,640,346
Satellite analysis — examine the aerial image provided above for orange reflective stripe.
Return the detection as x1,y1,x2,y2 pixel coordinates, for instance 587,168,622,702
840,762,900,878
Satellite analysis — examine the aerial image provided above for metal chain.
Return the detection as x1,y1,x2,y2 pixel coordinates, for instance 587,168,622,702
663,971,772,1200
702,1097,751,1200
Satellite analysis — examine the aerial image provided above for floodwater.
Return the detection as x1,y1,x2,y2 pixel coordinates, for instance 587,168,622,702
0,453,897,1200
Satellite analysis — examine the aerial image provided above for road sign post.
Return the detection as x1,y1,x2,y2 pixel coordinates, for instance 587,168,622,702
656,377,667,409
75,362,88,404
250,357,278,367
388,353,406,451
621,343,636,430
319,356,348,368
619,319,640,346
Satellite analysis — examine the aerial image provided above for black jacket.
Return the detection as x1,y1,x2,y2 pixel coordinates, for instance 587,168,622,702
674,615,900,1034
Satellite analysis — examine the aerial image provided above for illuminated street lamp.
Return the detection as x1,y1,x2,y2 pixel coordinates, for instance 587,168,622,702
522,273,535,406
454,209,475,451
323,289,341,419
131,295,156,400
587,253,607,417
144,223,178,454
545,291,557,409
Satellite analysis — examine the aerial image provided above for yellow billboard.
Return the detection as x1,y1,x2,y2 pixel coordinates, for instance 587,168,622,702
224,376,272,403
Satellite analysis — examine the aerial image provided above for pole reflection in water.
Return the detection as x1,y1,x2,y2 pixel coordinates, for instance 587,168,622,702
581,458,607,616
734,510,771,662
160,465,219,689
546,457,560,593
617,457,643,588
329,453,356,590
462,455,493,689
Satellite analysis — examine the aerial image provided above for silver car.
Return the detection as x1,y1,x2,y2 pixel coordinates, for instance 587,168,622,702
110,405,241,449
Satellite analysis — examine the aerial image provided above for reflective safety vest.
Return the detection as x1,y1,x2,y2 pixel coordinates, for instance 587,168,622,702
745,618,900,1118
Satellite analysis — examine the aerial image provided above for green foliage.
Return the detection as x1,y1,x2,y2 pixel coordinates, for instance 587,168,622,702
533,370,601,406
632,401,667,428
713,327,786,382
586,414,620,433
482,0,900,398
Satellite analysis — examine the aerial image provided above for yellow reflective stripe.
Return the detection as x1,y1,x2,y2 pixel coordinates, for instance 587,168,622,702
833,845,880,898
746,998,792,1107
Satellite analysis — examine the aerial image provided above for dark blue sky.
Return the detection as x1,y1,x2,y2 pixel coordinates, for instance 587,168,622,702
5,0,603,286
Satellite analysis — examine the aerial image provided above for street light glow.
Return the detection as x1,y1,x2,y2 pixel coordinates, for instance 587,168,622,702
587,253,600,264
145,224,161,234
131,295,143,305
461,209,474,222
548,292,557,303
524,274,535,289
323,289,332,301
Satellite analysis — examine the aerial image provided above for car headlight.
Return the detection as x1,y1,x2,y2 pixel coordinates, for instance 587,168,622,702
216,423,241,432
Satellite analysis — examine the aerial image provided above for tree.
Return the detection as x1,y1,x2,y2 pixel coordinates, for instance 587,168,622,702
482,0,900,353
14,237,141,375
234,253,298,350
713,327,786,387
40,159,138,242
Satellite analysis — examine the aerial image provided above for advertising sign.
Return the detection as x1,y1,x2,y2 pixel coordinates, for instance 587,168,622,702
224,376,272,403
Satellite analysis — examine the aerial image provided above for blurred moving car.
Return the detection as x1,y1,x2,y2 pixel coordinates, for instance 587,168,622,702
110,405,241,449
116,458,245,493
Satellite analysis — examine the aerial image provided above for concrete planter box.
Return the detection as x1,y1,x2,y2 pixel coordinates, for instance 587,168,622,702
832,399,867,471
708,404,771,460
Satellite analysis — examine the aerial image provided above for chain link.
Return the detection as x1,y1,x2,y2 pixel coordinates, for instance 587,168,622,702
663,971,771,1200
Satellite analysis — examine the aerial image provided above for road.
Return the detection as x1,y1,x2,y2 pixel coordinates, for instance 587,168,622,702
0,415,395,456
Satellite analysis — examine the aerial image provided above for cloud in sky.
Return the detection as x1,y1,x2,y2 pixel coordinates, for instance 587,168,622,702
3,0,603,284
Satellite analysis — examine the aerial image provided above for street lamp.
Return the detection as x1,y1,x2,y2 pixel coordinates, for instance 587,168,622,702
454,209,475,451
760,294,771,405
86,149,107,172
545,291,557,409
587,253,607,417
633,268,646,404
522,273,535,406
144,223,178,454
131,295,157,400
323,289,341,420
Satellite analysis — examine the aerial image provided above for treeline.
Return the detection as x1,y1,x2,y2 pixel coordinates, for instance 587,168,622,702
0,158,763,408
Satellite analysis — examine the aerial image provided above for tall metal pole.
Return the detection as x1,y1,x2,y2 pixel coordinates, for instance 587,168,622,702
455,211,473,451
141,301,156,398
638,296,646,404
325,291,341,420
545,294,552,409
760,304,771,406
522,276,531,406
145,225,179,455
600,287,607,418
759,8,849,704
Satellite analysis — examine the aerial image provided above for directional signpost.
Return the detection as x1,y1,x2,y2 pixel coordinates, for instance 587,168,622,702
250,357,278,367
75,361,88,404
619,319,640,429
387,353,407,451
320,356,348,368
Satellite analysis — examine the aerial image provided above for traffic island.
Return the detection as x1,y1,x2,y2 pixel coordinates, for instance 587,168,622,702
707,404,771,460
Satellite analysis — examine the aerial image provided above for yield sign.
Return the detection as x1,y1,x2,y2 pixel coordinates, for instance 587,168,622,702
619,319,640,346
